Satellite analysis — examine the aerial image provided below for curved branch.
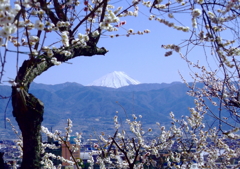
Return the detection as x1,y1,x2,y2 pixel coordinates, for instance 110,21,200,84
15,44,108,90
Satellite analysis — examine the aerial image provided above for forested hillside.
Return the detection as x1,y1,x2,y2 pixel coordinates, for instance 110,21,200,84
0,82,217,139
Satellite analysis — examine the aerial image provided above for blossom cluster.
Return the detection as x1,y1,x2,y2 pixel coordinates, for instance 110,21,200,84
6,101,240,169
3,0,240,168
150,15,190,32
93,108,240,168
40,119,82,167
154,0,240,70
0,0,152,73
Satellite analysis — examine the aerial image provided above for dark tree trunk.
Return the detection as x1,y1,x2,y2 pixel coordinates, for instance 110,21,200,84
10,45,107,168
12,88,44,169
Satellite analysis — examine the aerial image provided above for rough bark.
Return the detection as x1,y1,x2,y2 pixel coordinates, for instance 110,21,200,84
11,44,108,168
12,89,44,169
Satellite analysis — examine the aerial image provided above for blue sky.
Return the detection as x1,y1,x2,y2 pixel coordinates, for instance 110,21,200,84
2,2,217,86
34,24,192,85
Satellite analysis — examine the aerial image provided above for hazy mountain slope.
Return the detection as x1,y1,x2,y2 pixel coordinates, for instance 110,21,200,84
0,81,224,139
30,82,193,124
30,82,83,92
116,82,182,92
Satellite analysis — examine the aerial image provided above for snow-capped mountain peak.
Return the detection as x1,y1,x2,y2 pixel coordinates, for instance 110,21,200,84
88,71,140,88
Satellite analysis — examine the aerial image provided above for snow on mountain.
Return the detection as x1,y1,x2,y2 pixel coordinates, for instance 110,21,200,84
88,71,140,88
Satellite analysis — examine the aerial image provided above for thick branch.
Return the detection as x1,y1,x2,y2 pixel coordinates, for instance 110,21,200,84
15,44,108,90
11,43,107,169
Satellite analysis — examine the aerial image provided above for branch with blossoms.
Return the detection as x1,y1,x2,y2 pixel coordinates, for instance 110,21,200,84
93,111,201,169
0,0,150,83
41,119,83,168
177,53,240,129
0,0,154,167
5,118,80,169
4,0,240,168
5,104,240,169
146,0,240,130
93,107,240,168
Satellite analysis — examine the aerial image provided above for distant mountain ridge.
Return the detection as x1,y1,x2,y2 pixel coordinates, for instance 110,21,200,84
0,81,224,139
88,71,140,88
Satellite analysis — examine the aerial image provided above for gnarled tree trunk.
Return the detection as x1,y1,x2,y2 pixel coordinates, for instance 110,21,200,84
11,45,107,168
12,89,43,168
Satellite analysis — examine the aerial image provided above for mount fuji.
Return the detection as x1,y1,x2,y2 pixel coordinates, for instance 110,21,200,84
88,71,140,88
